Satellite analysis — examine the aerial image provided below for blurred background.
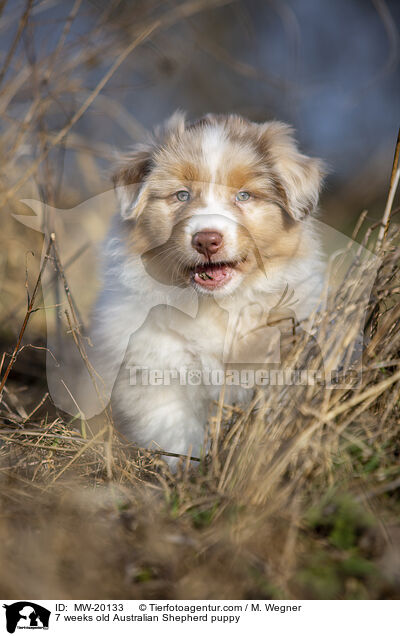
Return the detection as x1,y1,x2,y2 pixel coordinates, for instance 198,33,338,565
0,0,399,333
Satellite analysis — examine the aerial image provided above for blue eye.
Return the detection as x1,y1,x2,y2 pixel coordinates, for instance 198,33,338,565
176,190,190,202
236,191,251,202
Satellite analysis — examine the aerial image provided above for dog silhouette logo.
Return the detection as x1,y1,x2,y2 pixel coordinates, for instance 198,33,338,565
3,602,50,634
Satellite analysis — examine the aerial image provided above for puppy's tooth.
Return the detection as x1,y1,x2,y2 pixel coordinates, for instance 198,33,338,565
198,271,213,281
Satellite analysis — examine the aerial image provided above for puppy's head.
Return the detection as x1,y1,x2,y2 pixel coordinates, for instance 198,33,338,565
113,112,324,297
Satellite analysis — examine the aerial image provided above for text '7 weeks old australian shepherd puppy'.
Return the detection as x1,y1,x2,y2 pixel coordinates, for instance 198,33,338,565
91,112,325,468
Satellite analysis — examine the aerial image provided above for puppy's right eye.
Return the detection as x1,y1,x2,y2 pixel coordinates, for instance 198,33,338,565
176,190,190,202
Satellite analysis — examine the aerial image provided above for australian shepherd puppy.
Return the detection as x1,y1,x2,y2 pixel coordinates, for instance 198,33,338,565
90,112,324,467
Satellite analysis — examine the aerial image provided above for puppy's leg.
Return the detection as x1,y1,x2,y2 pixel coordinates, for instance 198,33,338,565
113,380,207,470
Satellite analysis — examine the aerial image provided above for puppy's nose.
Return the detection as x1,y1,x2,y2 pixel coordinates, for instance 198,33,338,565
192,231,223,257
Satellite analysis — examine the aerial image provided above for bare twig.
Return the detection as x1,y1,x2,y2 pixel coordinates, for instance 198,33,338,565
0,239,52,399
0,0,34,89
376,128,400,251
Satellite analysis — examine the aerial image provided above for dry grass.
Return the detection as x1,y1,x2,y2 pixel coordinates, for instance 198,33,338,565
0,1,399,600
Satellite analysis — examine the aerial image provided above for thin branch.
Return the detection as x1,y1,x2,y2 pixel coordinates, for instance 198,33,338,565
0,0,34,89
376,128,400,251
0,239,53,399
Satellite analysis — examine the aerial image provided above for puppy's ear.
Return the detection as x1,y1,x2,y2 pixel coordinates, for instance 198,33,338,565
259,122,324,220
162,110,187,136
112,145,154,220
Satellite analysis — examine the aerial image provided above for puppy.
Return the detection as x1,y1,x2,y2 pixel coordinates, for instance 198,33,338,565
90,112,324,466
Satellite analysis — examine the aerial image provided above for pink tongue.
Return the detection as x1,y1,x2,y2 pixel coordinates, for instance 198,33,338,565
194,264,232,287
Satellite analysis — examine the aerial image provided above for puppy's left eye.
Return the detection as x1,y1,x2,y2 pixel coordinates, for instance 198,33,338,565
236,191,251,202
176,190,190,202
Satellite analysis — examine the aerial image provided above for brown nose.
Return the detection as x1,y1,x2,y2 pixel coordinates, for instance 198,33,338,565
192,231,223,257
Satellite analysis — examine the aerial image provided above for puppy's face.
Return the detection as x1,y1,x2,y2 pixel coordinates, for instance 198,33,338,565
114,114,323,297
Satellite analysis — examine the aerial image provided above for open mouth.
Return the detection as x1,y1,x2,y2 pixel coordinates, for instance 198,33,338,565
190,261,239,289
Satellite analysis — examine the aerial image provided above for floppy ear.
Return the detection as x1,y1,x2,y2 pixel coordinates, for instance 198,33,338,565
259,122,324,220
112,144,154,220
